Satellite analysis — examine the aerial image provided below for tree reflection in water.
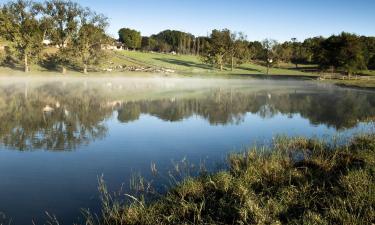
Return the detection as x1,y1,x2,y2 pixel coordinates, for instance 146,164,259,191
0,80,374,151
117,90,375,129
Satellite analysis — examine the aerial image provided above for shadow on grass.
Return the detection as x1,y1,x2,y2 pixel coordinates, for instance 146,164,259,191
237,65,263,73
153,57,212,70
288,66,319,73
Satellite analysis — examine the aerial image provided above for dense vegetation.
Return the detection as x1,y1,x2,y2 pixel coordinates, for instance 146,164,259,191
83,134,375,225
120,27,375,75
0,0,373,76
0,0,109,74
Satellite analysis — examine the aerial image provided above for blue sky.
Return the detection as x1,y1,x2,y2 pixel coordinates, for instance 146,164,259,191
3,0,375,41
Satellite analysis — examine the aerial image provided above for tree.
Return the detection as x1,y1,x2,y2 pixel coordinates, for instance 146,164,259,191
202,29,232,71
262,39,277,74
227,32,251,70
43,0,82,74
290,38,300,68
72,9,108,74
118,28,141,50
275,41,293,63
248,41,264,61
303,36,325,64
360,36,375,69
0,0,44,72
151,30,195,54
318,33,366,76
336,33,366,75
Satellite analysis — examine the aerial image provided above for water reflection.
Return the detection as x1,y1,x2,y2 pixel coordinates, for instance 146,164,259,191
116,90,375,128
0,82,112,150
0,79,374,151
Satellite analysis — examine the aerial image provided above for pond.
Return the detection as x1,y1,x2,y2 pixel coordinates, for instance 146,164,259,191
0,77,374,224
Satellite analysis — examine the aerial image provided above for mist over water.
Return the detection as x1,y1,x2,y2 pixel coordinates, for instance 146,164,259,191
0,77,374,224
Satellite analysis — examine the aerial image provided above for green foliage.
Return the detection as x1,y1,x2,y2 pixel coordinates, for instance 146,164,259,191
319,32,366,75
43,0,82,73
151,30,195,54
72,9,108,73
0,0,44,72
119,28,142,49
360,36,375,70
248,41,264,60
201,29,234,70
84,134,375,225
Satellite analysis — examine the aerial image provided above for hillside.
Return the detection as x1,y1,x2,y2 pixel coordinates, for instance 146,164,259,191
115,51,317,77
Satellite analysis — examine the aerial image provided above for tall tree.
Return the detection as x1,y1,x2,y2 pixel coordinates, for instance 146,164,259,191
228,32,250,70
248,41,264,61
262,39,277,74
202,29,232,71
360,36,375,70
118,28,141,50
336,32,366,76
318,33,366,76
43,0,82,74
73,9,108,74
0,0,44,72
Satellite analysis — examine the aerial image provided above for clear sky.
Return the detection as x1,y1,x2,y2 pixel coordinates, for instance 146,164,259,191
3,0,375,41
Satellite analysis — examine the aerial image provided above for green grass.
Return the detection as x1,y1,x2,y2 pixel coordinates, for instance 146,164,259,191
3,49,375,89
334,79,375,89
83,134,375,225
360,70,375,76
117,51,317,77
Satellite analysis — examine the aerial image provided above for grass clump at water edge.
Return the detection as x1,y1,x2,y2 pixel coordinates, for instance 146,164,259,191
82,134,375,225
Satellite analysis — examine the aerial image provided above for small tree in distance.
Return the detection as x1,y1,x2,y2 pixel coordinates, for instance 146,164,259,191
118,28,141,50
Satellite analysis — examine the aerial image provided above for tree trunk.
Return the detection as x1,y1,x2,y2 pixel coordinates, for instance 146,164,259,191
83,64,88,74
197,38,200,55
62,66,67,74
24,54,29,73
231,56,234,71
219,55,223,71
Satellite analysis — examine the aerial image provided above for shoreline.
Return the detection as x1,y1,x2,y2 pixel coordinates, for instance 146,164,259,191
87,133,375,225
1,68,374,91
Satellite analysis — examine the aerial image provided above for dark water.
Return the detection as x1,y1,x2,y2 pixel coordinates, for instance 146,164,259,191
0,77,374,224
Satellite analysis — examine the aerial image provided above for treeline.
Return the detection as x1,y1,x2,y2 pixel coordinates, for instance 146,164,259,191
120,27,375,74
119,28,210,55
0,0,109,73
0,0,374,75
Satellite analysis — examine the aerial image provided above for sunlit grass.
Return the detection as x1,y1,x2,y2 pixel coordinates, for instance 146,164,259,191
118,51,316,77
83,134,375,225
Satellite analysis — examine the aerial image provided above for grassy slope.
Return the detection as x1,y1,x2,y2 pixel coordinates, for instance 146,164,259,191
87,134,375,225
117,51,316,77
1,49,375,88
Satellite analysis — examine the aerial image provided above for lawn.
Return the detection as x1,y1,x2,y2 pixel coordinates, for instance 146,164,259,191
117,51,317,77
2,49,375,89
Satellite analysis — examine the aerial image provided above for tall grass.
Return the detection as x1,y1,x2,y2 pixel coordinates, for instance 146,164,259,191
81,134,375,225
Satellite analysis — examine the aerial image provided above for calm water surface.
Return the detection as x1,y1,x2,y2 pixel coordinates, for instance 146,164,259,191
0,77,374,224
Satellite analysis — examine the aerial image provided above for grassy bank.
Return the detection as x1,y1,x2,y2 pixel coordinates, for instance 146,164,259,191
1,50,375,89
116,51,317,77
334,79,375,89
85,134,375,225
